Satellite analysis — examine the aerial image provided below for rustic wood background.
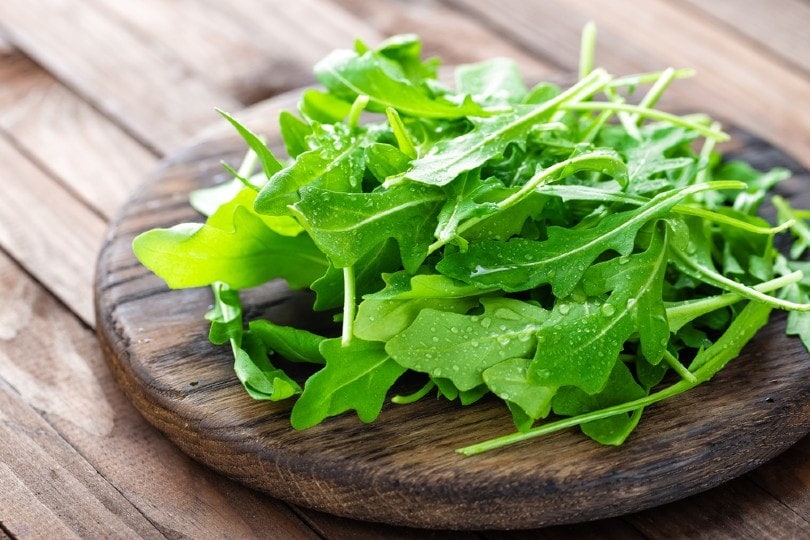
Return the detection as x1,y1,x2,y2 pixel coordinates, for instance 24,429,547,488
0,0,808,538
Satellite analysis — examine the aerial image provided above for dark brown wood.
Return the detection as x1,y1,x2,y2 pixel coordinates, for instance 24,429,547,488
94,104,810,530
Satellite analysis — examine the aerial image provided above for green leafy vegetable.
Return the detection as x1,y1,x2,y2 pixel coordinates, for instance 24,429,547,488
132,28,810,454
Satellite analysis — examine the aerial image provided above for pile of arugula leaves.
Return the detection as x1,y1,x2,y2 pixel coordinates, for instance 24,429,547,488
133,26,810,454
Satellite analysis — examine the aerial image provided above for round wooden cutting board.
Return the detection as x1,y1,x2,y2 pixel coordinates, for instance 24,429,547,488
95,98,810,530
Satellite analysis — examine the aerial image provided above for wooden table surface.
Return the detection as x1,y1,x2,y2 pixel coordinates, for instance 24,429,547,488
1,1,808,538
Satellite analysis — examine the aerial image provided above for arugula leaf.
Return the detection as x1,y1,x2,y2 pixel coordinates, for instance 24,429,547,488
278,110,312,158
314,48,486,119
433,170,503,248
291,181,444,271
354,271,487,343
482,357,556,424
552,361,647,445
454,58,528,106
216,110,283,179
582,223,670,364
133,190,327,290
386,297,548,391
254,125,370,215
310,238,402,311
247,320,326,364
438,182,738,297
290,338,407,428
404,69,611,187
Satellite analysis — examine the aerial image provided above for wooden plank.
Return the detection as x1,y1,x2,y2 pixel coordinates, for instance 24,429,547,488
0,50,156,218
677,0,810,74
0,464,101,540
89,0,317,105
0,251,320,539
0,135,105,325
484,517,645,539
749,437,810,521
332,0,557,81
626,477,809,539
0,0,240,153
446,0,810,169
192,0,383,103
0,378,159,538
298,509,479,539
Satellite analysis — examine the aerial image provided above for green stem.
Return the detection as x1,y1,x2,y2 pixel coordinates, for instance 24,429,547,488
609,68,694,89
666,270,805,332
386,106,417,159
348,94,370,129
392,380,436,404
632,67,676,126
341,266,356,347
693,121,722,185
773,195,810,253
674,205,794,235
671,247,810,311
495,152,622,212
581,109,614,143
560,102,729,141
662,349,697,383
578,21,597,80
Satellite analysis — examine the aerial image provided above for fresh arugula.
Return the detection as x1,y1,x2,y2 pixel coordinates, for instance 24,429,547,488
133,27,810,454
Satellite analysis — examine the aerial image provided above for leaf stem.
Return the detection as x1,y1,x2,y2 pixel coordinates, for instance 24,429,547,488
341,266,357,347
578,21,597,80
560,102,729,141
665,270,806,332
392,380,436,404
609,68,694,89
632,67,676,126
693,121,722,185
348,94,370,129
671,247,810,311
386,106,417,159
662,349,697,383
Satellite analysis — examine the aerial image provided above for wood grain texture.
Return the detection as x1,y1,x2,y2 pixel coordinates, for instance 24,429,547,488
94,103,810,530
0,250,321,539
0,355,160,538
0,0,239,153
0,50,156,218
332,0,557,81
628,478,810,539
90,0,374,106
0,135,106,325
677,0,810,75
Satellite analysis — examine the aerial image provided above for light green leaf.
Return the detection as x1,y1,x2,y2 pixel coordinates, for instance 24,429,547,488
386,297,548,391
314,48,487,118
248,320,326,364
133,193,327,290
454,58,527,106
217,109,283,179
438,183,725,297
530,224,669,393
290,338,407,429
482,357,556,421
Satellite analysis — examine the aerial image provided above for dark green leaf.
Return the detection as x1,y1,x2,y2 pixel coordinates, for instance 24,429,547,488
291,181,444,271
